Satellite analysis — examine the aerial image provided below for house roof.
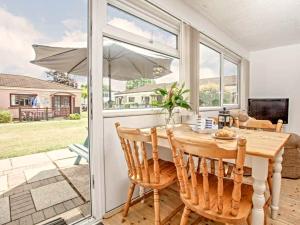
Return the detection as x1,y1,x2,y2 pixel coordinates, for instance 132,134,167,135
0,74,79,91
116,83,170,95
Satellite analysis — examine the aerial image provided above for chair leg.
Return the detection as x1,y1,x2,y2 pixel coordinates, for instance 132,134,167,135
247,213,251,225
266,159,274,208
153,189,161,225
267,159,273,195
180,206,191,225
74,156,82,165
123,183,136,217
264,204,269,225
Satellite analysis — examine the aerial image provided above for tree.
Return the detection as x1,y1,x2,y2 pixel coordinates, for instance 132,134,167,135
199,83,235,106
126,78,155,90
81,85,88,104
46,71,78,88
199,83,220,107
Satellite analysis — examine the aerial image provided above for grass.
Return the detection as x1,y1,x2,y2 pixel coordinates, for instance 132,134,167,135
0,115,88,159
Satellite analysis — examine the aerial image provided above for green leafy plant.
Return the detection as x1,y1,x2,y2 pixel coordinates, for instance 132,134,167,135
68,113,81,120
0,110,12,123
152,82,192,124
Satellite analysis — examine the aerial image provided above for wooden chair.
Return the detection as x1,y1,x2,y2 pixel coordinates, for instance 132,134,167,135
244,118,283,132
167,129,254,225
115,123,178,225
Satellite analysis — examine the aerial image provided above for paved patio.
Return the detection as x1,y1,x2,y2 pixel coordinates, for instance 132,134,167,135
0,149,91,225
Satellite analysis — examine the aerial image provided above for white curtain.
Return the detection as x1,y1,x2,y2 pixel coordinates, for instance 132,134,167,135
181,22,200,113
240,59,250,110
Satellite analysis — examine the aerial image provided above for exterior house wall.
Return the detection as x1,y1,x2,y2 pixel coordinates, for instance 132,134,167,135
0,89,10,110
0,87,81,118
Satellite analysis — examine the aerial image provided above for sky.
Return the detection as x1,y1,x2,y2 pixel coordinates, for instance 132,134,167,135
0,0,87,82
0,1,228,91
200,44,237,79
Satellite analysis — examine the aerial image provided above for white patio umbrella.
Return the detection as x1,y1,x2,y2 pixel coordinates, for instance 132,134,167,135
31,39,173,104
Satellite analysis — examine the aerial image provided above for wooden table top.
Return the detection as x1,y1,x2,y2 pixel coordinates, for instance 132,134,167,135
153,124,291,159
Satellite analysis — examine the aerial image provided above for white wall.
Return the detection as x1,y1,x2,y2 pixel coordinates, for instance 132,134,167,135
249,44,300,134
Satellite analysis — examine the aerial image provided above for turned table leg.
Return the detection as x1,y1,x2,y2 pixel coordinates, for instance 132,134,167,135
251,157,268,225
271,149,284,219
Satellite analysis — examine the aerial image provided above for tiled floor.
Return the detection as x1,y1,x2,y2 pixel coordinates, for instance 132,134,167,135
0,149,91,225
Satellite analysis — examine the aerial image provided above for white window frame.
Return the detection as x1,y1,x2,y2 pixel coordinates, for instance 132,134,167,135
105,0,180,58
199,35,241,112
102,0,182,116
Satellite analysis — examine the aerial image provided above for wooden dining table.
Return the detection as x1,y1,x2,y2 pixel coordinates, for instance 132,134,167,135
147,124,291,225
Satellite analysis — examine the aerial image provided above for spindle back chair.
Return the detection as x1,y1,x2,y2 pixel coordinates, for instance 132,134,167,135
167,129,253,224
115,123,178,225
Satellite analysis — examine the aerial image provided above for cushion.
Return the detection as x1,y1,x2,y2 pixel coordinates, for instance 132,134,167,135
230,110,249,122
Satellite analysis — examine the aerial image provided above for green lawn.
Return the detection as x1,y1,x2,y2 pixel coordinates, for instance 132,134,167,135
0,117,88,159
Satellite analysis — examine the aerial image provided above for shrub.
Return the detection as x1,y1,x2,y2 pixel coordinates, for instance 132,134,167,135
68,113,81,120
0,110,12,123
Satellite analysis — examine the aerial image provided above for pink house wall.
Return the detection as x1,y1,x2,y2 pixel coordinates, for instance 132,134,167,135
0,89,10,109
0,87,81,118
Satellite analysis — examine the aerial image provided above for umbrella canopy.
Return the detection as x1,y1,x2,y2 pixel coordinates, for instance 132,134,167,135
31,40,173,105
31,45,88,75
31,39,172,79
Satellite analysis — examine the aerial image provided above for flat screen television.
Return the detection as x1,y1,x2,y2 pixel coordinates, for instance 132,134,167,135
248,98,289,124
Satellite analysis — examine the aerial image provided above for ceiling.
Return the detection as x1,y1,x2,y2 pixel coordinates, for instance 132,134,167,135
183,0,300,51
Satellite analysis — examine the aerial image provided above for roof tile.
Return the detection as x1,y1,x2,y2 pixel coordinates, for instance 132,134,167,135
0,74,78,91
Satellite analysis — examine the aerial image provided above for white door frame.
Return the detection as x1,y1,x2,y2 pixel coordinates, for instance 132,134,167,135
88,0,106,220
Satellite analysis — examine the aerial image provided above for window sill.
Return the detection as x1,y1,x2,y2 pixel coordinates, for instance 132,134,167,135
9,106,33,108
103,108,164,118
199,105,240,112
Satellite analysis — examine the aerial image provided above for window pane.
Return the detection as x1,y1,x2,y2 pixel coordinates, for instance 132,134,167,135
107,5,177,49
103,37,179,110
199,44,221,107
10,94,36,106
224,60,238,105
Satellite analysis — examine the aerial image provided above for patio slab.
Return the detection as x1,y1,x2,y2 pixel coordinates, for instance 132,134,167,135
31,180,78,211
55,157,87,169
11,153,52,168
0,197,10,225
8,172,26,189
24,165,60,183
0,159,12,172
0,175,8,194
61,165,90,201
46,149,77,161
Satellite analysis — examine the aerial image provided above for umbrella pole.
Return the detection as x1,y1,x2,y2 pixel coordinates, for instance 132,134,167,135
108,62,112,108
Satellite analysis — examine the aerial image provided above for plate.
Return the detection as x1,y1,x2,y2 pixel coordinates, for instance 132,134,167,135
211,133,237,140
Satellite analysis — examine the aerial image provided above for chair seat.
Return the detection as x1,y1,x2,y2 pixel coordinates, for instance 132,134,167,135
181,173,253,224
130,159,177,189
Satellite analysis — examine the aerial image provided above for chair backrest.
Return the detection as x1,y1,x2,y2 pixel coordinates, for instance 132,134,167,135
235,118,283,133
115,122,160,184
167,129,247,216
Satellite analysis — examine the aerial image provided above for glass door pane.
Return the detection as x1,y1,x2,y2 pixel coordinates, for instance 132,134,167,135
0,0,90,224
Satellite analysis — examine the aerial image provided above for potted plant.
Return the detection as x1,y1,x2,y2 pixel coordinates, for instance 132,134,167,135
152,82,192,125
